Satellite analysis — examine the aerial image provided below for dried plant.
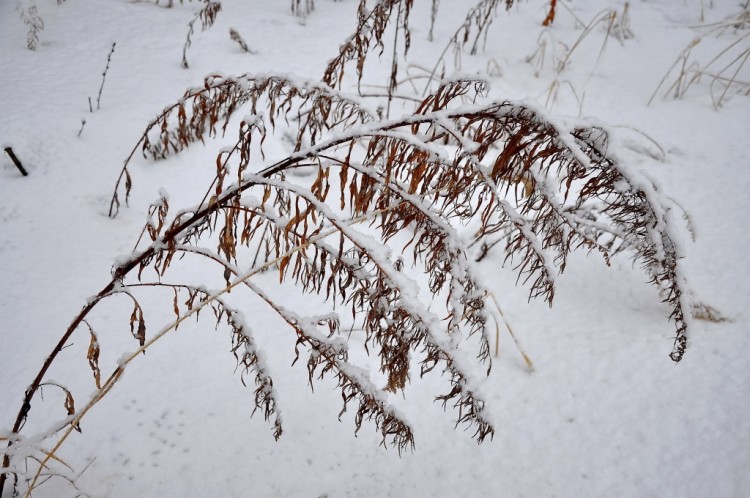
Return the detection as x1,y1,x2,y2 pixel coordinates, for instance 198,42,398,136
319,0,512,108
107,75,376,216
302,0,513,108
17,1,44,50
440,0,510,57
229,27,255,54
524,5,629,113
417,0,520,99
93,42,116,111
648,9,749,109
428,0,440,42
612,2,634,42
321,0,412,99
15,0,66,50
181,0,222,69
2,71,695,496
291,0,315,20
1,1,699,495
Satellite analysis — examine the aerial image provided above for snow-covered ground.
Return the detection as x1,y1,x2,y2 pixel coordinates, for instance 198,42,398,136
1,1,749,496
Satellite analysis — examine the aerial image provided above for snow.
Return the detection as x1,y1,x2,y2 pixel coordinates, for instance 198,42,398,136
1,1,749,497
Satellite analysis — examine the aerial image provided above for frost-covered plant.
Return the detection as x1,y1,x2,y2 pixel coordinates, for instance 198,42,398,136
1,0,697,495
229,27,254,54
16,0,45,50
14,0,67,50
0,73,695,498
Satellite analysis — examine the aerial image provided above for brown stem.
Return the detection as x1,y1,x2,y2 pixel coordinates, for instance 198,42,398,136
96,43,116,111
2,113,409,491
0,151,302,495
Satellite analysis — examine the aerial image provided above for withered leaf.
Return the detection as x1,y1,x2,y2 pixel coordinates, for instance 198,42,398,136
279,254,290,283
87,330,102,390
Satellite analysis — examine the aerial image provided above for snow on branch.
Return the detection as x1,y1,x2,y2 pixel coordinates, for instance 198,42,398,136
2,3,698,492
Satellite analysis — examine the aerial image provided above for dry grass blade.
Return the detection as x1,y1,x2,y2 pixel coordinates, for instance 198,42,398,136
710,43,750,108
488,292,533,370
649,9,749,108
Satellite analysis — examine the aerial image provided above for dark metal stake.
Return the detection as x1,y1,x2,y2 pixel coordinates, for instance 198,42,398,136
4,147,28,176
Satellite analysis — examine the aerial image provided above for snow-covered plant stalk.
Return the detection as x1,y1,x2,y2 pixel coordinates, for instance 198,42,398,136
1,72,693,497
15,0,66,50
229,27,254,54
16,0,44,50
1,1,696,495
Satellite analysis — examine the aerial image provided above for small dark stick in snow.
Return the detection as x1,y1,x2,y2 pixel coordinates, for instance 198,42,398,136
4,147,28,176
77,119,87,138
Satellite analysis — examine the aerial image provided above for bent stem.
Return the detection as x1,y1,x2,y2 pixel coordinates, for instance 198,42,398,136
23,192,423,495
23,222,338,496
2,150,301,495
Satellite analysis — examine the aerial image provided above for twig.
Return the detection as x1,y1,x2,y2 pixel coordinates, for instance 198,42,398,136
96,43,116,110
4,147,29,176
229,28,255,53
76,119,86,138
